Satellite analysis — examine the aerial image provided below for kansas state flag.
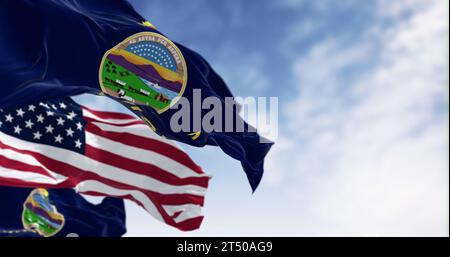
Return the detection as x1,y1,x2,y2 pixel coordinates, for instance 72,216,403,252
0,0,272,191
0,186,126,237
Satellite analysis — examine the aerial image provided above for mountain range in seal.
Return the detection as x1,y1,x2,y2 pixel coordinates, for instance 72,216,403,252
106,51,183,93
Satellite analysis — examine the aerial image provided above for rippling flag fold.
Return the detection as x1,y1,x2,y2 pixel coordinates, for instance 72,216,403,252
0,0,272,191
0,186,126,237
0,98,210,231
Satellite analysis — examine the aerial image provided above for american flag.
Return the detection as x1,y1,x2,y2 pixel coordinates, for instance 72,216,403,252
0,98,210,231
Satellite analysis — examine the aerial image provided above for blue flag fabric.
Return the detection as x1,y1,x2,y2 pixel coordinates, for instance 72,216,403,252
0,186,126,237
0,0,272,191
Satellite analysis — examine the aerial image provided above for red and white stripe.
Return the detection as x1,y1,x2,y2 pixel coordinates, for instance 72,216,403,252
0,106,210,231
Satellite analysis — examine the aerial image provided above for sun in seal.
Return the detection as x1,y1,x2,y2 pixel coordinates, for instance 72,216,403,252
21,188,65,237
99,32,187,114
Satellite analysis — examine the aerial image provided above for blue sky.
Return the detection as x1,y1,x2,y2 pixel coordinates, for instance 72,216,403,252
76,0,448,236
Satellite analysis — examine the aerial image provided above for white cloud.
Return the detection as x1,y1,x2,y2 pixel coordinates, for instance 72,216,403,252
279,0,363,11
72,94,133,114
213,44,270,94
266,0,449,235
70,0,448,236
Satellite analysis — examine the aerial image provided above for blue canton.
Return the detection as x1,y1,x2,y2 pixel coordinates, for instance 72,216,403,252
0,99,86,154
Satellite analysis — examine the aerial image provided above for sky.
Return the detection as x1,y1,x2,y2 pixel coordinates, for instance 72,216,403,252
75,0,449,236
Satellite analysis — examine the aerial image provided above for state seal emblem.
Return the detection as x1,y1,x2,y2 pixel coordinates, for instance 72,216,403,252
99,32,188,113
22,188,65,237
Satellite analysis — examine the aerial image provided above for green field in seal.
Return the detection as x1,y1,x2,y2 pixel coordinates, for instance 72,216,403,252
23,208,59,236
101,58,170,110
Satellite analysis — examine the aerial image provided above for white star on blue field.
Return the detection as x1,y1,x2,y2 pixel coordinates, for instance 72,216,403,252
76,0,449,237
126,42,176,71
0,101,85,154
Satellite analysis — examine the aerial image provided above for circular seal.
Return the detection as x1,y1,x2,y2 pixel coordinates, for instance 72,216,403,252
22,188,65,237
99,32,187,114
